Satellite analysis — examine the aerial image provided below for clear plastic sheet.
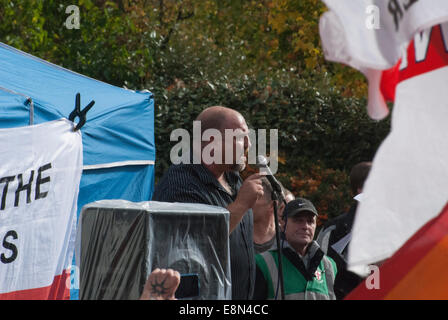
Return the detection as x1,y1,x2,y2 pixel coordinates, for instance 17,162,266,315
76,200,231,300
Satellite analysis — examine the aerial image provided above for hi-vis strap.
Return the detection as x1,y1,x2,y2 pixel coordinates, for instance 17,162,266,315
260,252,282,299
322,256,336,300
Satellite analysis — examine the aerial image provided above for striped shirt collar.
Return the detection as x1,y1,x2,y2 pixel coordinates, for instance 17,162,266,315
189,163,241,194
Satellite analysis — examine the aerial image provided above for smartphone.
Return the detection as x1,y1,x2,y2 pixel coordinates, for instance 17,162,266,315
175,273,200,299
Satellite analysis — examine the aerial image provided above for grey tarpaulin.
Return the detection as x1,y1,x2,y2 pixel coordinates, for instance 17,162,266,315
76,200,231,300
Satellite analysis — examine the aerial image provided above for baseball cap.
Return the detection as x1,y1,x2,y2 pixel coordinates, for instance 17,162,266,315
283,198,318,217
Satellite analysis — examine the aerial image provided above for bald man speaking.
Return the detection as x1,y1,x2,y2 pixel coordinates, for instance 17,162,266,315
152,106,264,300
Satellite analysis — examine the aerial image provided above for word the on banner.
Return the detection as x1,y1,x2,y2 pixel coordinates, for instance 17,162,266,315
0,119,82,299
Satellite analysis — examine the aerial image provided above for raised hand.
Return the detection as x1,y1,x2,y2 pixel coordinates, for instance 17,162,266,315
140,268,181,300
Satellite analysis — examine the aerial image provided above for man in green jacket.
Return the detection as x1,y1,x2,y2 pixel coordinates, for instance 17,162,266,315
253,198,337,300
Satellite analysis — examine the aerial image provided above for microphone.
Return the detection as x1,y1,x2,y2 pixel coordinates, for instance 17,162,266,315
255,155,285,201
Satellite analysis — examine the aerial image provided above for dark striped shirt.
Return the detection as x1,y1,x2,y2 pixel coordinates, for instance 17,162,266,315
152,163,255,300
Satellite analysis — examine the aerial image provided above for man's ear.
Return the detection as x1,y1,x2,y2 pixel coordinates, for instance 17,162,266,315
278,201,285,214
278,214,286,231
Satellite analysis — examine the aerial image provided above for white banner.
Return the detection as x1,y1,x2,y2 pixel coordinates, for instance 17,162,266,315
319,1,448,275
0,119,82,299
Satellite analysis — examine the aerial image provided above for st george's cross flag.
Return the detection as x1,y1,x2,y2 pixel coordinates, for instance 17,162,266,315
319,0,448,280
0,119,82,299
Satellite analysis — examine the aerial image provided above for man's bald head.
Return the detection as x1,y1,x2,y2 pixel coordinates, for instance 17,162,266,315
195,106,250,172
195,106,245,134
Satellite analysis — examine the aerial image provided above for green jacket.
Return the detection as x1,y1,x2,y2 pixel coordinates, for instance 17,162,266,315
254,241,337,300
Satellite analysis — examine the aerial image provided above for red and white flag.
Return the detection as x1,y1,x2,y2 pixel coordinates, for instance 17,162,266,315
320,0,448,275
0,119,82,299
